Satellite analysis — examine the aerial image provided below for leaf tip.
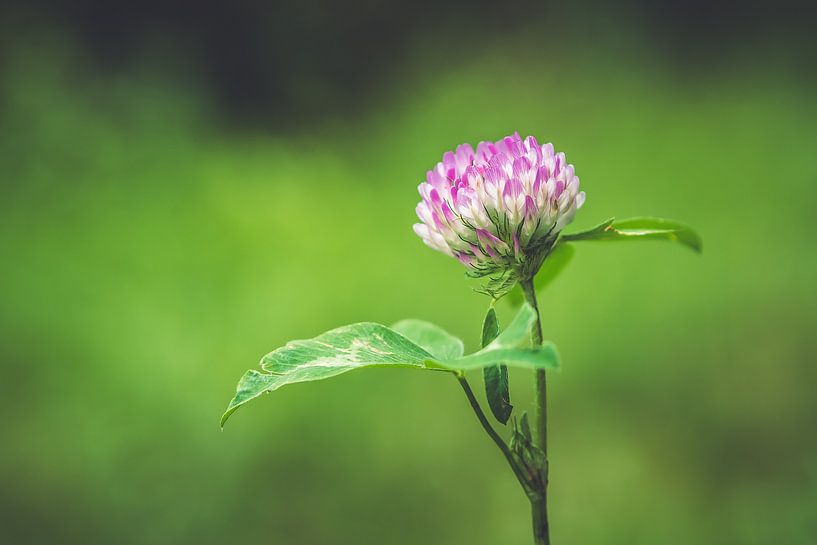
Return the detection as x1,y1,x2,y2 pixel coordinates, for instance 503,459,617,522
219,406,237,428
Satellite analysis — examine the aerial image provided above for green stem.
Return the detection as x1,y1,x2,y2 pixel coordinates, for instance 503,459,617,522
520,277,550,545
531,497,550,545
456,375,531,493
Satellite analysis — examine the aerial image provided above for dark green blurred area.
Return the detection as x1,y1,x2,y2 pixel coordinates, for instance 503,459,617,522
2,5,817,544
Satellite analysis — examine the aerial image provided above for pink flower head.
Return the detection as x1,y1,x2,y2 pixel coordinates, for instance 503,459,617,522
413,133,585,293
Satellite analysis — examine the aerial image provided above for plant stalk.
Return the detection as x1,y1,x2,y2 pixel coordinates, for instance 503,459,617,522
520,277,550,545
456,375,531,493
531,496,550,545
458,278,551,544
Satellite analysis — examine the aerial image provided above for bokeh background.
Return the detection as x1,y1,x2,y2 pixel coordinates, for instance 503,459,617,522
2,1,816,544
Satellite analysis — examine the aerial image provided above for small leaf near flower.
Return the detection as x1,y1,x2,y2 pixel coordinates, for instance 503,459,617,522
504,216,700,307
562,216,702,253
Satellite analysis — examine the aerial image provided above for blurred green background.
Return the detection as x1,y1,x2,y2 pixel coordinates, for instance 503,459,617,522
2,2,816,544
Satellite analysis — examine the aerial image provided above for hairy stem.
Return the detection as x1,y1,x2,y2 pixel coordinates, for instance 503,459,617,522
520,277,550,545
